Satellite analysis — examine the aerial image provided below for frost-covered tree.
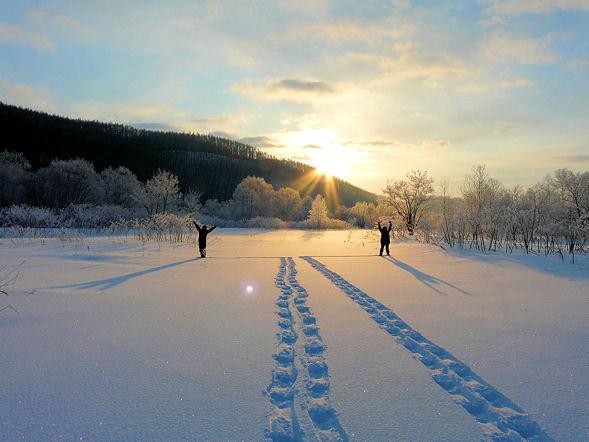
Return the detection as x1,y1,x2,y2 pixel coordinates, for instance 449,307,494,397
461,165,503,249
0,151,31,206
203,198,232,219
553,169,589,219
135,169,180,215
271,187,302,221
101,166,141,207
307,194,329,229
181,189,203,215
231,176,275,219
383,170,434,235
34,158,101,207
346,201,376,228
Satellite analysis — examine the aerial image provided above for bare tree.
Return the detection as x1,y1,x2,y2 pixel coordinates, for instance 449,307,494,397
461,165,502,250
383,170,434,235
440,179,456,247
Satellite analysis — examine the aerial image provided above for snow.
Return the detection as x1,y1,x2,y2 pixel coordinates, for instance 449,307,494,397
1,230,587,440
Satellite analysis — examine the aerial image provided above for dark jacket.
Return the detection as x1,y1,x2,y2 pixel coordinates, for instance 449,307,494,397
378,221,392,245
194,222,217,247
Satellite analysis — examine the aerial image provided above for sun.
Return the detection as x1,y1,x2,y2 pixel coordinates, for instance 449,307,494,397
312,145,348,178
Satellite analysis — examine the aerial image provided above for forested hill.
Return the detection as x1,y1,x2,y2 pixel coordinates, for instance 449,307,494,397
0,103,377,206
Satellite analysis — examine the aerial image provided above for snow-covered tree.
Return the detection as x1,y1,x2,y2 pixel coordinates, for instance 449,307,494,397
0,151,31,206
346,201,376,228
383,170,434,235
307,194,329,229
34,158,101,207
181,189,203,215
231,176,275,219
101,166,141,207
271,187,302,221
135,169,180,215
461,165,503,249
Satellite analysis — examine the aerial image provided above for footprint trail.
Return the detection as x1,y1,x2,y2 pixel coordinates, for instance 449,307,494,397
266,257,347,441
302,256,551,442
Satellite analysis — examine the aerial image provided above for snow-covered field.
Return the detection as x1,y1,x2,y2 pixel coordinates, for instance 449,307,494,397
1,230,587,441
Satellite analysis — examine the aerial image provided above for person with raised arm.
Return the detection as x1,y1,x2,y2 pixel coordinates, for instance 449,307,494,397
193,221,217,258
377,220,392,256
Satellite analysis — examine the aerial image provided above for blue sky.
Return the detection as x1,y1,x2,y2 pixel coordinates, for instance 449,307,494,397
1,0,588,192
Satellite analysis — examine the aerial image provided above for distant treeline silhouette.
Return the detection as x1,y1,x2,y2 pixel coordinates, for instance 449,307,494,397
0,102,376,206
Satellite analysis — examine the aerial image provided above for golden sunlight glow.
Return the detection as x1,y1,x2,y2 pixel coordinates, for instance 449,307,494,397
312,145,348,179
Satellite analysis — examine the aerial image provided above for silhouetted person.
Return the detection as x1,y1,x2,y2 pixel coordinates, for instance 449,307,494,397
378,221,392,256
193,221,217,258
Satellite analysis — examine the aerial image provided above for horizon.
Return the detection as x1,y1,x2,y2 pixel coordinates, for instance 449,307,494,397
1,1,588,193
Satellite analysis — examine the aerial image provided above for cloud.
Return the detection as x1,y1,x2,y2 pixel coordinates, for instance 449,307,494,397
393,0,412,9
193,116,234,125
239,135,281,148
277,0,331,14
271,79,334,94
567,58,589,70
343,138,451,153
209,130,237,140
281,113,321,130
483,34,561,64
499,77,534,88
550,146,589,163
232,78,340,102
275,19,416,44
1,83,55,110
0,23,55,52
554,153,589,163
54,15,91,35
480,0,589,25
367,51,471,87
131,122,184,132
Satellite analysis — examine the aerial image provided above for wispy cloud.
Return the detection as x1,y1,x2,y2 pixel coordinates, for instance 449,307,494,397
480,0,589,25
239,135,281,148
483,33,562,64
275,19,416,44
499,77,534,88
362,50,471,87
54,15,91,35
1,82,55,109
0,23,55,52
232,78,340,102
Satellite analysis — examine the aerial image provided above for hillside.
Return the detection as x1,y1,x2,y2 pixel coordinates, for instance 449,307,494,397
0,103,377,206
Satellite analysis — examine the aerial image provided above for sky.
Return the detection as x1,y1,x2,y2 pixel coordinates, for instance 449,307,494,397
1,0,588,193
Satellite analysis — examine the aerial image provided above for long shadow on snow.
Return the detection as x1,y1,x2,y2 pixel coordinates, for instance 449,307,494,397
440,247,589,282
47,258,199,291
384,256,474,296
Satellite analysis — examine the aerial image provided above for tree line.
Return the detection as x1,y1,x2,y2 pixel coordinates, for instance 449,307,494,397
1,148,587,260
0,152,346,230
0,102,376,205
353,167,588,262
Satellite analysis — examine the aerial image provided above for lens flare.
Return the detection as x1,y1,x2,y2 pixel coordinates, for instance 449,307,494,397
241,279,259,298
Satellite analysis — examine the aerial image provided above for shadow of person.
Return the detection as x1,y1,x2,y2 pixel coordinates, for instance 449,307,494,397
47,257,199,291
385,256,474,296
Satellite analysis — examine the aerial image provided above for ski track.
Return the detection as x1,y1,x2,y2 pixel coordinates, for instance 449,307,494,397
266,257,348,441
301,256,552,442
